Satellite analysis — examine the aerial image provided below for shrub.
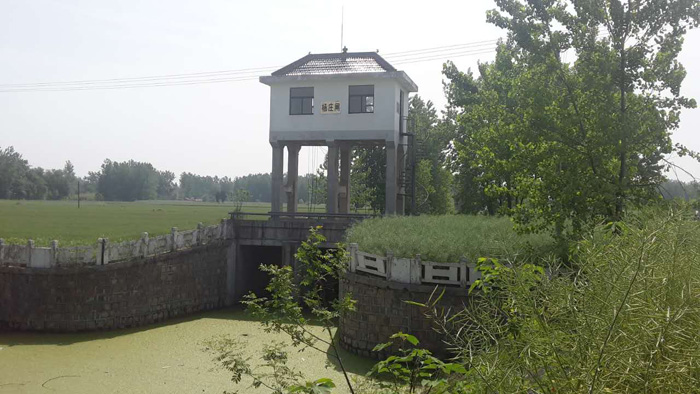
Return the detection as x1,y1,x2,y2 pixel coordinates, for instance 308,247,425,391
425,206,700,392
208,226,358,393
346,215,553,263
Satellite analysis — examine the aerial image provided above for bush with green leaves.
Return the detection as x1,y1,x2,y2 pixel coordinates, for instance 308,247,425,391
422,206,700,393
367,332,470,394
203,338,336,394
207,226,357,393
346,214,553,263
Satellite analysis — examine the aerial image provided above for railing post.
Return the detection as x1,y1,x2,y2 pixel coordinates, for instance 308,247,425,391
411,254,422,284
459,257,469,288
171,227,178,251
103,238,110,264
26,239,34,267
348,243,358,273
50,240,58,267
389,255,412,284
96,238,103,265
141,232,149,258
96,238,109,265
196,222,204,245
385,250,393,280
0,238,5,263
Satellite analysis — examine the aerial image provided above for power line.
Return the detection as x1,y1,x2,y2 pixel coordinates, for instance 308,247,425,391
0,41,497,90
0,75,262,92
1,33,617,92
390,46,498,62
393,48,497,65
0,66,279,88
383,39,498,57
385,45,498,62
0,39,503,92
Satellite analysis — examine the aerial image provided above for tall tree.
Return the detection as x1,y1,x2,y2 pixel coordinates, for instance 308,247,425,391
0,147,76,200
0,146,30,199
407,95,455,214
43,168,71,200
450,0,699,237
659,179,700,201
351,146,386,213
446,54,526,216
232,173,272,202
179,172,234,202
97,160,160,201
156,170,176,200
23,168,48,200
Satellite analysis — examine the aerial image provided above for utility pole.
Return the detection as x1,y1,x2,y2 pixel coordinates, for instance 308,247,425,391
77,180,81,208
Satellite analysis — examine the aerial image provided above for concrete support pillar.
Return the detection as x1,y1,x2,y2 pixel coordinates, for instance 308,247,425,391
385,141,397,215
339,145,351,214
282,242,297,268
271,143,284,214
396,141,406,215
286,144,300,213
327,142,339,214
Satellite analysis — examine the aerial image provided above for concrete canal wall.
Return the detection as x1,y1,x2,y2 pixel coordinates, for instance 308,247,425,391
0,217,354,332
338,245,479,358
0,241,230,331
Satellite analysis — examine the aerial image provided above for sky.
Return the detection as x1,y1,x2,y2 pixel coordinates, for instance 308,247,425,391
1,0,699,181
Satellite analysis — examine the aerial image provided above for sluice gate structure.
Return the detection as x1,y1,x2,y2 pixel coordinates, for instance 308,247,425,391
227,213,367,302
0,214,364,332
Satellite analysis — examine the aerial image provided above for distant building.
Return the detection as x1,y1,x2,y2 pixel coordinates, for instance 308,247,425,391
260,49,418,215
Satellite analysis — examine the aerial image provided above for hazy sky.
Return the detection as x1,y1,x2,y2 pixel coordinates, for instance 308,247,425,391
1,0,699,181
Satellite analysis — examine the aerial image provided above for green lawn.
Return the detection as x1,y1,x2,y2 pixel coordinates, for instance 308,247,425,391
0,200,310,246
346,214,555,263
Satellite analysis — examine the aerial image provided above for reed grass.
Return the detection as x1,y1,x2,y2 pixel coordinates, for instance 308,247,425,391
346,215,553,263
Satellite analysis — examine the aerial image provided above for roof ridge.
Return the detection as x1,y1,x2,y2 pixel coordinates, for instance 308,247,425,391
305,51,383,57
271,51,396,76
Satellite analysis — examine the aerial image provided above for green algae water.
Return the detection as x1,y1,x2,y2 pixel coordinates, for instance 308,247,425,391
0,308,373,394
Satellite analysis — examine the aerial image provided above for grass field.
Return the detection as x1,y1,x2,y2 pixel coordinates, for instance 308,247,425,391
0,200,326,246
346,214,555,263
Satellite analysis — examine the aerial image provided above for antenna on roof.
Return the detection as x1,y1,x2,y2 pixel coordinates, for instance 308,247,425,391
340,6,344,52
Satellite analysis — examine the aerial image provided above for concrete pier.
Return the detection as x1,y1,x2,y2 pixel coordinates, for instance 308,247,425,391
285,144,300,213
385,141,397,215
327,142,339,214
271,143,284,213
339,146,351,214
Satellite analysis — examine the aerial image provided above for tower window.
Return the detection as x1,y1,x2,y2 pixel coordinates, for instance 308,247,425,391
349,85,374,113
290,87,314,115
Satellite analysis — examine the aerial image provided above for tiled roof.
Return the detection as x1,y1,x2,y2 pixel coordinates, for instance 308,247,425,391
271,52,396,76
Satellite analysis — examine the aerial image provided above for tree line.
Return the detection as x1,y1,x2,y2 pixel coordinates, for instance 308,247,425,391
0,146,330,204
0,146,77,200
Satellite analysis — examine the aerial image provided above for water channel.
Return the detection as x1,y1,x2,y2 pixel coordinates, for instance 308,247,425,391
0,308,373,394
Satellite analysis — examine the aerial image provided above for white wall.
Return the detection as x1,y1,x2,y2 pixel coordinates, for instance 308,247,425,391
267,75,406,144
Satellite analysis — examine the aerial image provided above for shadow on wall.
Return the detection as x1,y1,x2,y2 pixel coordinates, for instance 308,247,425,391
0,307,257,347
0,306,376,378
235,245,284,299
324,329,379,376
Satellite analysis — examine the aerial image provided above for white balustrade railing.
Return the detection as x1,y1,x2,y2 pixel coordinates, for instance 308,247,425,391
347,243,480,288
0,220,228,268
354,250,387,276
